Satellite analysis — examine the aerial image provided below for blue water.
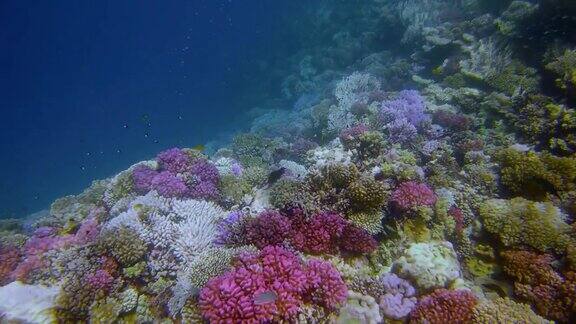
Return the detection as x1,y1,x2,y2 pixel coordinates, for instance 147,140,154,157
0,0,306,217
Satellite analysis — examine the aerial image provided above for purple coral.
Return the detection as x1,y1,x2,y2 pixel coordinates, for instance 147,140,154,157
189,180,219,200
85,269,115,292
387,118,418,144
150,171,189,197
380,90,428,128
379,273,417,320
245,210,292,248
214,211,246,245
157,148,192,174
132,165,158,193
190,160,220,183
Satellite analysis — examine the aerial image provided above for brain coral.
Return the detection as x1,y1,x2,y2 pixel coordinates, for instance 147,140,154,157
394,241,461,290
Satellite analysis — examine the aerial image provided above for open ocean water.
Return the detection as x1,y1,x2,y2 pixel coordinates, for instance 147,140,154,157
1,0,575,323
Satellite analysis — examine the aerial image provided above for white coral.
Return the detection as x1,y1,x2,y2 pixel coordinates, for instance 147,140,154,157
0,282,60,323
394,241,461,290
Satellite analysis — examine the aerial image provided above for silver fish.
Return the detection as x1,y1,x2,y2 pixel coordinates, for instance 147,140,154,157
253,291,278,305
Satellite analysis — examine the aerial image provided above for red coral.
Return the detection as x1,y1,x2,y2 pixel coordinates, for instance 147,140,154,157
390,181,437,211
0,245,21,285
448,206,465,234
502,250,575,322
432,110,471,132
199,246,347,323
340,224,378,254
410,289,477,324
289,211,347,254
245,210,292,248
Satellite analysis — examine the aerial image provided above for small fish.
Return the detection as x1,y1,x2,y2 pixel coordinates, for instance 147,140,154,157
191,144,205,151
266,167,286,186
253,291,277,305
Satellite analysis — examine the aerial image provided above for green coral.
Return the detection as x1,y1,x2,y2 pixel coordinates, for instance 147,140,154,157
356,131,385,160
495,148,576,200
346,177,388,212
220,174,253,204
105,170,135,207
510,95,576,154
98,226,148,266
187,247,238,288
479,197,572,252
123,262,146,279
347,211,384,235
269,179,303,209
231,133,275,168
89,297,122,324
545,49,576,99
486,60,540,96
242,166,268,187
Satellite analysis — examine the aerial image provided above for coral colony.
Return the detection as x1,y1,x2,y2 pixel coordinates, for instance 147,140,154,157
2,1,576,323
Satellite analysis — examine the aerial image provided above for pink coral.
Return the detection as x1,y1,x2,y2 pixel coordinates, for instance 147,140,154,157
74,217,99,245
410,289,477,324
390,181,437,211
289,211,347,254
0,245,20,285
245,210,292,248
85,269,115,292
304,259,348,310
199,246,308,323
11,254,44,282
199,246,347,323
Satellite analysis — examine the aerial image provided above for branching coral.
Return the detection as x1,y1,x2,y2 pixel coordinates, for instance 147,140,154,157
479,197,572,252
501,250,576,322
199,246,346,322
495,148,576,199
472,297,553,324
244,210,292,248
409,289,477,324
390,181,437,212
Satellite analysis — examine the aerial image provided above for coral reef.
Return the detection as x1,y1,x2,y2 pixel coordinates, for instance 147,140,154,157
3,2,576,322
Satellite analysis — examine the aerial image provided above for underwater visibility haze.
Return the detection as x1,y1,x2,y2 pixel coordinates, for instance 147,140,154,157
1,0,576,323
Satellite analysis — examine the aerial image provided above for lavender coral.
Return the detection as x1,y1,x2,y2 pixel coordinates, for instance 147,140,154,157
378,273,417,320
